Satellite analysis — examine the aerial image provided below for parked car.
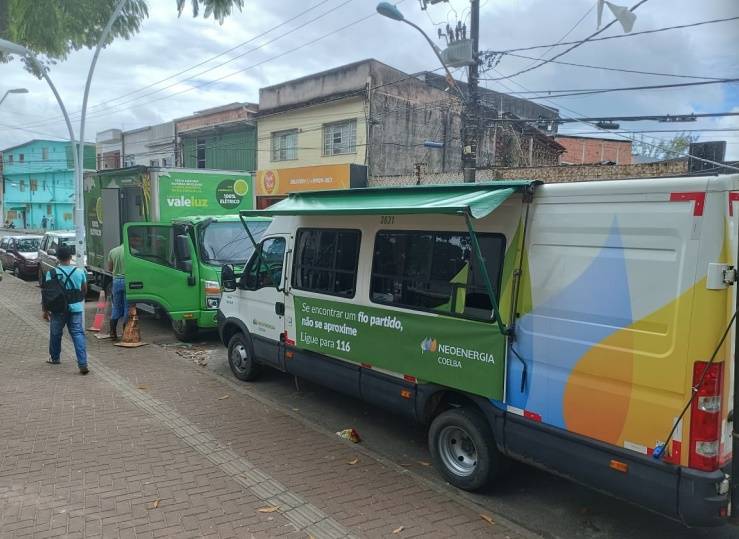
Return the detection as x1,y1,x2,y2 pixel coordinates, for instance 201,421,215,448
0,235,42,278
37,231,76,284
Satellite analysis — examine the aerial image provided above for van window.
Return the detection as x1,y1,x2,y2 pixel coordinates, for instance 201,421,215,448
127,226,178,270
292,228,361,298
371,230,505,321
242,237,286,290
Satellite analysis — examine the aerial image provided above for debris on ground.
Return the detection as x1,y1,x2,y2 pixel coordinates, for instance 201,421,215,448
168,345,209,366
392,526,404,534
336,428,361,443
348,457,359,465
480,514,494,525
257,506,280,513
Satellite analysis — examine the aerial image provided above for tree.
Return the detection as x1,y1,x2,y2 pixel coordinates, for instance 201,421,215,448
632,132,700,160
0,0,244,68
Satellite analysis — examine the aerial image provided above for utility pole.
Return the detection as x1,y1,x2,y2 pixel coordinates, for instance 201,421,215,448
462,0,480,182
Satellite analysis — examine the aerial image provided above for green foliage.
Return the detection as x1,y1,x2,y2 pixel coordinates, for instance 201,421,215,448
0,0,245,70
633,132,700,160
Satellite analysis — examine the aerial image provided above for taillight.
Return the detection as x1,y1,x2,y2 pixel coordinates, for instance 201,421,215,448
689,361,723,471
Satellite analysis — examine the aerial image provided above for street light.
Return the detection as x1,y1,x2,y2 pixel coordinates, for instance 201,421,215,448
376,2,464,99
0,88,29,107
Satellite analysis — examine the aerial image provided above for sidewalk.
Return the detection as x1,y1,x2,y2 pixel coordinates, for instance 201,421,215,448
0,275,529,539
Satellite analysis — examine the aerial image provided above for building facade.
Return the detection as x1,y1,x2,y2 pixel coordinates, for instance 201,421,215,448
2,139,95,229
95,121,176,170
556,135,633,165
176,102,258,172
255,59,562,201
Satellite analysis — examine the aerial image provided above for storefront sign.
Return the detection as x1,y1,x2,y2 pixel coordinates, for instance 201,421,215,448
256,164,351,197
159,171,253,222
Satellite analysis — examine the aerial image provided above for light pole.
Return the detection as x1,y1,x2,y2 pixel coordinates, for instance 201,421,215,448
0,0,127,288
0,88,28,107
377,2,479,181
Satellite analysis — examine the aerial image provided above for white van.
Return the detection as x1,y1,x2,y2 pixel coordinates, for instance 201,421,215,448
217,175,738,527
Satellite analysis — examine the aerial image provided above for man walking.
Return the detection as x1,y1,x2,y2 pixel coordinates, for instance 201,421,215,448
41,215,48,230
106,243,127,341
42,245,89,374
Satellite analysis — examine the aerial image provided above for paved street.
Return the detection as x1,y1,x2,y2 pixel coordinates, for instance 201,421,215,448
0,271,525,538
1,266,737,538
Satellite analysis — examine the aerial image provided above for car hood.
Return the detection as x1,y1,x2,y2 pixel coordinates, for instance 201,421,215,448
19,252,38,260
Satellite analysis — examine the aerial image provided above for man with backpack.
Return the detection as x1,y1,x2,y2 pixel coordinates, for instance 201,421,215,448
42,245,89,374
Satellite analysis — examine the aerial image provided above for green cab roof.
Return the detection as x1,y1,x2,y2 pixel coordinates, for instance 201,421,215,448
240,180,536,220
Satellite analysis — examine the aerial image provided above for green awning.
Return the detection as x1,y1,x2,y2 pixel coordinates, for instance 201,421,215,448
242,180,534,220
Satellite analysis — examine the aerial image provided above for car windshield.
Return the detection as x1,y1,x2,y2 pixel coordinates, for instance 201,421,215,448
16,238,40,252
58,238,76,254
200,221,269,266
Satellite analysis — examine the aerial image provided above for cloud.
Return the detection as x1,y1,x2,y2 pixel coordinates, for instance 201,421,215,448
0,0,736,161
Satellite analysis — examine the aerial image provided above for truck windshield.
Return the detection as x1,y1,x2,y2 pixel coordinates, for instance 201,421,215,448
200,221,269,266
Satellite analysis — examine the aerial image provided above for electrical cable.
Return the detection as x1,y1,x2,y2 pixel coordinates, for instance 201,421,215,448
488,15,739,55
653,311,736,461
490,52,730,81
485,0,649,81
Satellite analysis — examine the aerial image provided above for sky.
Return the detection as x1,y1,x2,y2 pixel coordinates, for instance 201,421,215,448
0,0,737,159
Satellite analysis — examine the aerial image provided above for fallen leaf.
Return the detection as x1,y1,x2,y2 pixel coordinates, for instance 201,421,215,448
480,514,494,526
392,526,404,534
257,506,279,513
348,457,359,465
151,499,160,509
136,385,148,390
218,394,230,400
417,461,431,467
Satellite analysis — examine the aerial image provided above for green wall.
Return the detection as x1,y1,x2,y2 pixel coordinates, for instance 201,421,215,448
182,127,257,172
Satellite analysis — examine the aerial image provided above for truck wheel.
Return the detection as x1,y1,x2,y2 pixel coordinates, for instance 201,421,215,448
172,319,198,342
227,332,261,381
428,407,500,491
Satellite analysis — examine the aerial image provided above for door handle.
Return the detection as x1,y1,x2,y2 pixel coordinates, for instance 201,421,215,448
275,301,285,316
129,281,143,290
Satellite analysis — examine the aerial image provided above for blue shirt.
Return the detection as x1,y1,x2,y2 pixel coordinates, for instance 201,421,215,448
46,265,86,313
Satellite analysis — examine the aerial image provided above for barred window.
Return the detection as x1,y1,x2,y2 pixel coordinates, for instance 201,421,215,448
323,120,357,156
271,130,298,161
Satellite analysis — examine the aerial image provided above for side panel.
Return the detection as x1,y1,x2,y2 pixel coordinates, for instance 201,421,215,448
101,188,121,257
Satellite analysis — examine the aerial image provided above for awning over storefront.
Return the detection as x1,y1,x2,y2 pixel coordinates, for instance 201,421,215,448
241,180,535,220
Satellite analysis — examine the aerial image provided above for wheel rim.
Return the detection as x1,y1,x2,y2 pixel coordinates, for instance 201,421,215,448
230,343,248,373
438,425,478,477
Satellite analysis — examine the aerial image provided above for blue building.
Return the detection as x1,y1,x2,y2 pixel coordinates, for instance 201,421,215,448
1,139,95,229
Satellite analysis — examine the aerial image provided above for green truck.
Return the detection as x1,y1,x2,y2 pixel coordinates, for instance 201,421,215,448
84,166,268,340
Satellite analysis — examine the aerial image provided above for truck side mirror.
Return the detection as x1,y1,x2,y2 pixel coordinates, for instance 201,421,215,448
221,264,237,292
174,234,191,261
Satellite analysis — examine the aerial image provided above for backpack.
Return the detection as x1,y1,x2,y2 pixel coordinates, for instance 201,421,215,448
42,267,83,314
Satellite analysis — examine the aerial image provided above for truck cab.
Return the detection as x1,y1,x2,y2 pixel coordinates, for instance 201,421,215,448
124,215,270,340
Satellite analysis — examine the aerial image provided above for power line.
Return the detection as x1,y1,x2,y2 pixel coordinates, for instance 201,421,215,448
485,0,649,81
485,111,739,124
482,52,728,81
509,78,739,100
488,15,739,55
482,68,739,172
563,128,739,135
16,0,358,130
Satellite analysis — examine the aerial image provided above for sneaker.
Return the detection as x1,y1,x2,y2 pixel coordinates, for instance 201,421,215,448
79,366,89,375
46,358,60,365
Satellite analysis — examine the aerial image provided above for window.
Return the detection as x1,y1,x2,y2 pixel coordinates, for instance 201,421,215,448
271,130,298,161
19,180,25,192
292,229,361,298
323,120,357,156
30,179,38,192
371,230,506,321
42,148,49,160
42,180,47,191
196,138,206,169
161,158,170,167
127,226,179,270
241,237,286,290
150,159,160,167
19,153,24,163
7,154,13,164
47,204,52,215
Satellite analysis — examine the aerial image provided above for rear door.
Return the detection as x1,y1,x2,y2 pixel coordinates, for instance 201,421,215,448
124,223,200,319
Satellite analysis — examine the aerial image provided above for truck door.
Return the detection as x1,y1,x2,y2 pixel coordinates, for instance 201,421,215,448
123,223,200,320
237,234,288,370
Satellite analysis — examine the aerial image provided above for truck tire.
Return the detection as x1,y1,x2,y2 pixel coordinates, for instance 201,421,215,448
227,332,261,381
171,319,198,342
428,407,500,491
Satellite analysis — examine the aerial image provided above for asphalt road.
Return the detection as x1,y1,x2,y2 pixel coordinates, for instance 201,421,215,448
2,236,735,539
123,311,737,539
